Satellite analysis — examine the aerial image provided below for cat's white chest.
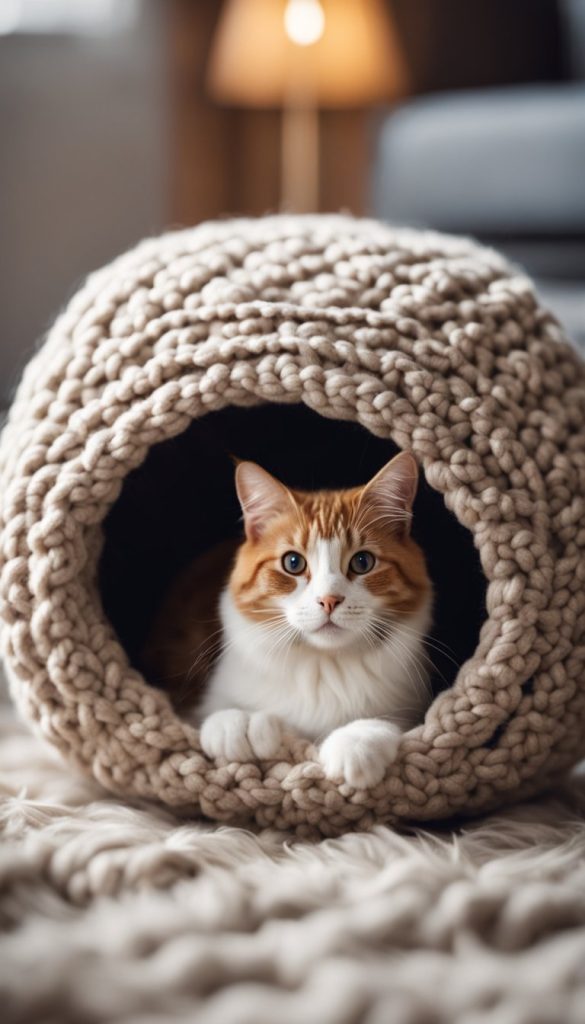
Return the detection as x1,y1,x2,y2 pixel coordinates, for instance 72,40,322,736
198,591,430,742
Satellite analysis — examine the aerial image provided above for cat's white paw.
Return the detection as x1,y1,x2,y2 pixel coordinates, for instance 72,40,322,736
247,711,285,759
319,719,402,789
200,709,253,761
200,709,285,761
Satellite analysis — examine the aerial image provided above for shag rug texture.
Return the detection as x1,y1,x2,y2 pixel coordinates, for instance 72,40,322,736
1,706,585,1024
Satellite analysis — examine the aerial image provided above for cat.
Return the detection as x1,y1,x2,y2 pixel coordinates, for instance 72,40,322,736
145,452,433,789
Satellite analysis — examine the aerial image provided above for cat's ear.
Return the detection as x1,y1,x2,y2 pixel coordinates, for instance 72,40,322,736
358,452,419,535
235,462,294,542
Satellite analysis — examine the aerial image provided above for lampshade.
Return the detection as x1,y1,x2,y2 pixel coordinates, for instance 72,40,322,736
207,0,408,108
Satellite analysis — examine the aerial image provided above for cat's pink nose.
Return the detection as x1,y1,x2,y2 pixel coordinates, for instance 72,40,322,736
318,594,344,616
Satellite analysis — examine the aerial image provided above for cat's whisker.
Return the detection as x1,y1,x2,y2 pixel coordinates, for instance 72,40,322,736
279,626,303,677
186,640,228,682
372,609,460,665
183,624,225,658
359,623,381,655
259,626,291,659
385,617,459,656
384,620,461,673
387,635,431,699
266,618,301,659
362,621,428,710
186,613,293,681
369,614,432,700
371,613,430,666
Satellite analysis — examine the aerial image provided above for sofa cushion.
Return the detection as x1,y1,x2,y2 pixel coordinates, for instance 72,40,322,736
374,84,585,235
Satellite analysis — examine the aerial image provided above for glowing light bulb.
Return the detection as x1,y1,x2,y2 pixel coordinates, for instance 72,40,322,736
284,0,325,47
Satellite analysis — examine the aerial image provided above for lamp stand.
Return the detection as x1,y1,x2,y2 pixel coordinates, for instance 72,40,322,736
281,103,319,213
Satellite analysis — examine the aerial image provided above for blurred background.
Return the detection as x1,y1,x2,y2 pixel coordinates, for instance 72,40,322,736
1,0,584,418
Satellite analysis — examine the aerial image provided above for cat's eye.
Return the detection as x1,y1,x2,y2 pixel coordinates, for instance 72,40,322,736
350,550,375,575
282,551,306,575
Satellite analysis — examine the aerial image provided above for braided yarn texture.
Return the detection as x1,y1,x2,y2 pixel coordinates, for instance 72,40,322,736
1,214,584,837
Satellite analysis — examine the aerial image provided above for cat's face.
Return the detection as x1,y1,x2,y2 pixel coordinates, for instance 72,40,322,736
229,454,431,653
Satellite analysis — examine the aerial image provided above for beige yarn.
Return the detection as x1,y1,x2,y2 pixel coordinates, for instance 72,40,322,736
1,214,584,837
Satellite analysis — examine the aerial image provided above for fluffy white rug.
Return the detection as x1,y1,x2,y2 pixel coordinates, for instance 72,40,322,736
1,706,585,1024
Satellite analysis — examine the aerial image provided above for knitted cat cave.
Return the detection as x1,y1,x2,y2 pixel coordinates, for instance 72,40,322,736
1,215,584,837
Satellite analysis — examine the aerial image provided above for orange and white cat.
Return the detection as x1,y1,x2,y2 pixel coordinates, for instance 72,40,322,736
147,453,433,788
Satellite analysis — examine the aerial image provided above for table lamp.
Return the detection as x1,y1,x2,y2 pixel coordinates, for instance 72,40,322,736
207,0,407,212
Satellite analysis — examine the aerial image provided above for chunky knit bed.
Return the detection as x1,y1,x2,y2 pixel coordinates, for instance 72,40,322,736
0,214,584,836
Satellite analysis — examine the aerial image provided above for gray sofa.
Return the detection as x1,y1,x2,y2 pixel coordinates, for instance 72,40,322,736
373,0,585,348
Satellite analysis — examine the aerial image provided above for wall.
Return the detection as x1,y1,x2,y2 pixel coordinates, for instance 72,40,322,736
0,0,168,407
